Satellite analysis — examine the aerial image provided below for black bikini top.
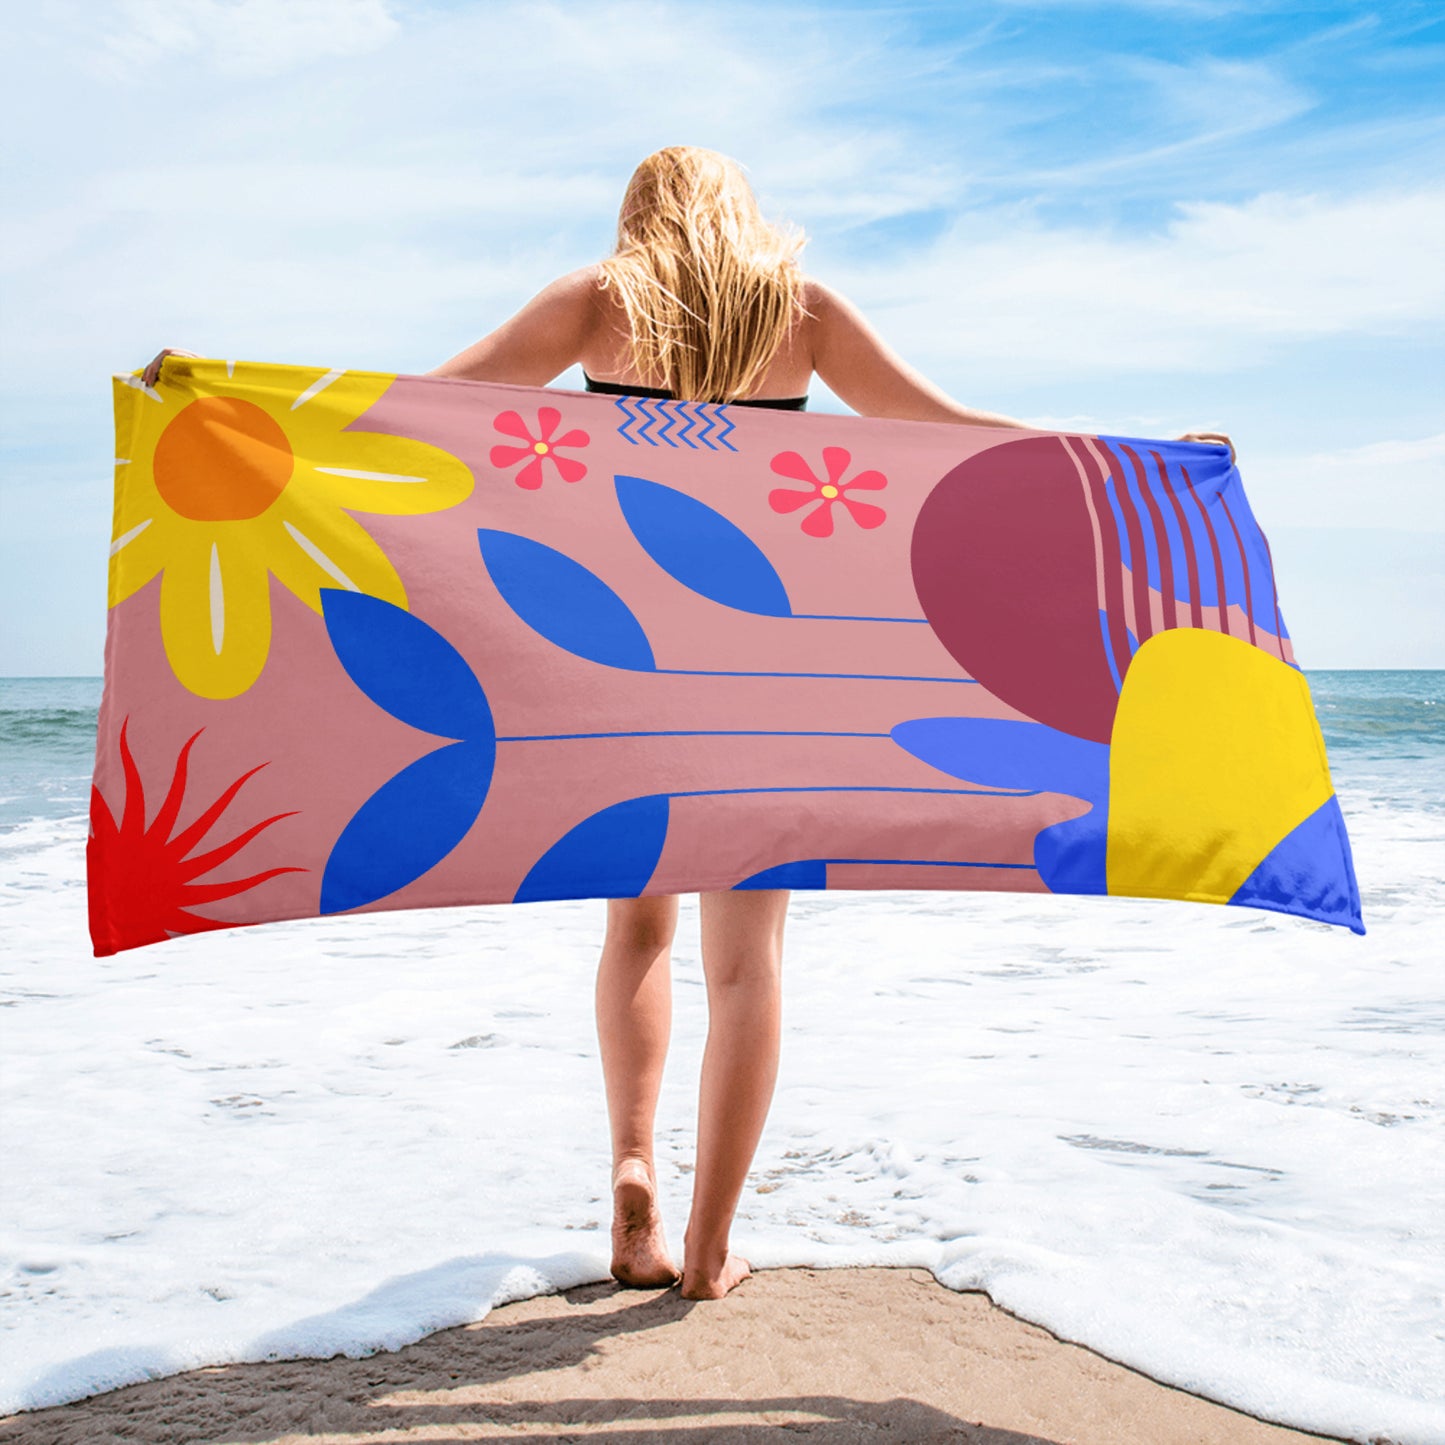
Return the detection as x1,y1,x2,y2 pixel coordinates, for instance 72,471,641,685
583,370,807,411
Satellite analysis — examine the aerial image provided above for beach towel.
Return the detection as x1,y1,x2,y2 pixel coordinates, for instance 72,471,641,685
88,359,1364,956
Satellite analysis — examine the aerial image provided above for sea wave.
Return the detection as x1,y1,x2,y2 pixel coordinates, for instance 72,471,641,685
1309,669,1445,760
0,707,99,746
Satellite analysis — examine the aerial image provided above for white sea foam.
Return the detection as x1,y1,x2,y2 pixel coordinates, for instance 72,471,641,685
2,788,1443,1443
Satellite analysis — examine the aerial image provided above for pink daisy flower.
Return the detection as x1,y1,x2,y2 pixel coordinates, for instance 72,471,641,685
768,446,887,537
490,408,590,490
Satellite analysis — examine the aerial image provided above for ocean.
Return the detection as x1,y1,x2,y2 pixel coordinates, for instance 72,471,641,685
2,671,1443,1443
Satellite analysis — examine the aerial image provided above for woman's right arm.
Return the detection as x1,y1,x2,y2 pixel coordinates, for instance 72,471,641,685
807,279,1031,429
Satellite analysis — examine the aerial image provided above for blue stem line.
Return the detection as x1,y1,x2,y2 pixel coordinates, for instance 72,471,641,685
823,857,1037,870
670,784,1040,799
497,729,895,742
654,668,978,683
789,614,931,623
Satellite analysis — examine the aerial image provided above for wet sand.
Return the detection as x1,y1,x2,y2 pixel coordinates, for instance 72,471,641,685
0,1265,1349,1443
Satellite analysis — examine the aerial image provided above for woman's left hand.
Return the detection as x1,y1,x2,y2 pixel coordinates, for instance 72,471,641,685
1176,430,1236,465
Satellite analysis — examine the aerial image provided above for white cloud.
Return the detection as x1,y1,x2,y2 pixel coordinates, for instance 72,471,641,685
1266,526,1444,668
988,0,1250,10
825,186,1445,380
1134,54,1315,134
1245,434,1445,534
995,56,1317,188
75,0,400,79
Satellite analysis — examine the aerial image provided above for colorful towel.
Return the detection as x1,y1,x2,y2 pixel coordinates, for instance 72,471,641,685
89,359,1364,955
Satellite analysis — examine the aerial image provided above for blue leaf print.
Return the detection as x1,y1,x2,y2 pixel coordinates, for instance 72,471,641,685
514,794,670,903
891,717,1110,895
477,528,656,671
1033,811,1108,895
614,475,793,616
321,589,494,741
735,860,828,889
320,739,495,913
891,717,1108,800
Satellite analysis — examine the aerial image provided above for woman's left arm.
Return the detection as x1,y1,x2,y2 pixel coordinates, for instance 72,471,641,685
426,265,599,384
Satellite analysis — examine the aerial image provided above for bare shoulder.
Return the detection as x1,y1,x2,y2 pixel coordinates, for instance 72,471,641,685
509,263,609,345
540,261,602,287
799,274,853,318
798,274,880,363
561,261,614,326
539,262,606,307
798,274,868,346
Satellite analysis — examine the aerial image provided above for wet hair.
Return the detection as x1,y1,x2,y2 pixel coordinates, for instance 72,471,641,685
597,146,810,403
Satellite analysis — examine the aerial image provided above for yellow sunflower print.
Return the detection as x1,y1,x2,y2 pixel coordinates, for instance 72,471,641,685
110,358,473,700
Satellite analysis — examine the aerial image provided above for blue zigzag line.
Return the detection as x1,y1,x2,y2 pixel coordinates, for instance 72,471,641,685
614,396,640,445
710,403,737,452
610,396,735,450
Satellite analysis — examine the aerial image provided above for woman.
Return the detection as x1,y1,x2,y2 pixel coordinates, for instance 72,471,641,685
142,145,1232,1303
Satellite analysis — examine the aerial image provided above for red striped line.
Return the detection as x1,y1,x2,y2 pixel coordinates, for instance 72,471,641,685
1218,490,1258,648
1066,436,1133,686
1096,441,1155,647
1062,437,1108,612
1080,436,1141,671
1180,462,1230,635
1120,442,1177,632
1257,525,1288,661
1149,447,1203,629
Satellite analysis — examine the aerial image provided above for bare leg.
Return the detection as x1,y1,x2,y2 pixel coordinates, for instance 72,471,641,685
596,894,681,1287
682,887,788,1299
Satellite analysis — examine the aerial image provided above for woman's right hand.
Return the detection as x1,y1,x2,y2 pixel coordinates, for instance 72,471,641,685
140,348,200,388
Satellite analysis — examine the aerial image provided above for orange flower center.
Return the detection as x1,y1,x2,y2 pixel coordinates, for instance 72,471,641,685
533,441,550,454
820,483,840,499
154,397,295,521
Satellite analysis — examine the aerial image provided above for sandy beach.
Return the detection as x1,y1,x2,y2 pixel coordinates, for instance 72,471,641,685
0,1266,1348,1443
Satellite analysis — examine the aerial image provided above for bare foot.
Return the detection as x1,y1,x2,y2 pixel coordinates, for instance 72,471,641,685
679,1251,752,1299
610,1159,680,1288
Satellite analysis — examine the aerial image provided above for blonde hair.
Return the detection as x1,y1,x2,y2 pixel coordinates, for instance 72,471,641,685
597,146,811,403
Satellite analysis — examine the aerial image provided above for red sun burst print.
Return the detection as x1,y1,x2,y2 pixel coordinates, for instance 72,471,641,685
88,719,306,956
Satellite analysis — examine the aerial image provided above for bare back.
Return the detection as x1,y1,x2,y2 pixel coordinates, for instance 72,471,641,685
579,271,814,402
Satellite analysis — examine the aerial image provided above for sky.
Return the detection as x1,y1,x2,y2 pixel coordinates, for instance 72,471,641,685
1,0,1442,671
